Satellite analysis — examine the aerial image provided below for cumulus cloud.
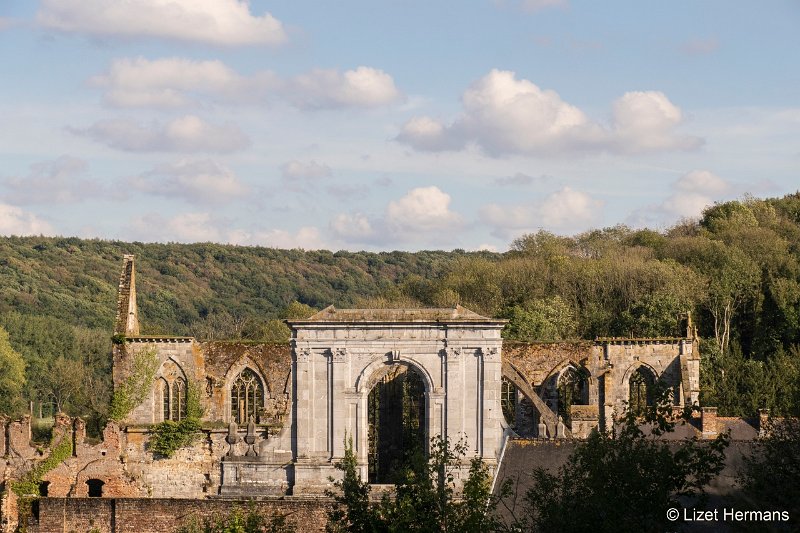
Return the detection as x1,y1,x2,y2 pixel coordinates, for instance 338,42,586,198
397,69,702,156
611,91,702,152
73,115,250,153
386,186,464,234
90,57,270,108
330,213,376,241
128,159,249,204
37,0,287,46
0,203,53,235
480,186,603,237
90,58,402,111
331,186,464,245
660,170,730,219
2,156,110,204
287,67,403,110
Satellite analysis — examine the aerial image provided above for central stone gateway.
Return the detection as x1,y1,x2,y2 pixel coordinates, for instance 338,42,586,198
287,305,506,494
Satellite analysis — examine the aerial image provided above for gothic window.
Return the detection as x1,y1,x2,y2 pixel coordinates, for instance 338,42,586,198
629,366,656,416
161,377,186,421
230,368,264,424
501,377,517,426
557,367,589,426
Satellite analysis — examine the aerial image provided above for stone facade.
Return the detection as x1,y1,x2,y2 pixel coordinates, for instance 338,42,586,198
0,255,705,532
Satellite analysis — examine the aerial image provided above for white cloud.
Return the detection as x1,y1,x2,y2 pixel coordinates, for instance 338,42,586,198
386,186,463,234
230,227,327,250
128,159,249,204
132,212,221,242
330,186,464,245
287,67,403,110
74,115,250,153
480,186,603,237
397,69,702,156
0,203,53,235
91,58,401,111
611,91,703,153
281,160,332,180
2,156,109,204
330,213,376,240
37,0,287,46
661,170,730,219
90,57,270,108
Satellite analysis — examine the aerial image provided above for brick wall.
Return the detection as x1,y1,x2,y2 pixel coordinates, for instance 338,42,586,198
34,497,330,533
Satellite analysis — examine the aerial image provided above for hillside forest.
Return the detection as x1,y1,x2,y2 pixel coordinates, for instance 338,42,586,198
1,193,800,432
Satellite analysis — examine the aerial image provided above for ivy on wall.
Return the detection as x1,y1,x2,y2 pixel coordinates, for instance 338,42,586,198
108,346,159,421
149,379,205,458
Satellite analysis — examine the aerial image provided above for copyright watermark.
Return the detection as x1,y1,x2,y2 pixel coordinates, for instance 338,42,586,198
667,507,789,523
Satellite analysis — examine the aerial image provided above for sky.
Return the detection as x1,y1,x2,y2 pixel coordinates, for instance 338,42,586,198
0,1,798,252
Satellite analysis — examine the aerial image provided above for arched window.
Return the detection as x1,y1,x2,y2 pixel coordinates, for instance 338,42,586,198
557,367,589,426
230,368,264,424
501,377,517,426
161,377,186,421
629,366,656,416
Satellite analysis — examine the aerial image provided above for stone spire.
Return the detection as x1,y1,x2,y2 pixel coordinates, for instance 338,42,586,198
114,254,140,336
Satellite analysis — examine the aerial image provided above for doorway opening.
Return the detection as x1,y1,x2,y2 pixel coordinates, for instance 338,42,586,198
367,364,426,483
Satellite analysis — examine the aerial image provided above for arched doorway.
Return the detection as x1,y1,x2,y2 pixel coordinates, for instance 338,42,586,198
367,364,426,483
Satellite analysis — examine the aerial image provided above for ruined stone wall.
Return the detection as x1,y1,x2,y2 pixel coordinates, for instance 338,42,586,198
118,339,292,429
32,497,330,533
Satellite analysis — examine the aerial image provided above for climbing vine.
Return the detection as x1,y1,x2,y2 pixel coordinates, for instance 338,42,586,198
108,346,159,421
11,436,73,497
149,380,205,458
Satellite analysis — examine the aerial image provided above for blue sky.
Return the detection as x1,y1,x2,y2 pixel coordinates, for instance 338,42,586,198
1,1,798,251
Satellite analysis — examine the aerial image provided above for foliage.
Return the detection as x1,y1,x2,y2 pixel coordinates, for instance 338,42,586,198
11,435,73,497
3,192,800,420
500,296,577,341
0,325,26,415
511,388,730,532
327,436,503,533
108,346,159,421
740,417,800,518
149,380,205,458
176,506,295,533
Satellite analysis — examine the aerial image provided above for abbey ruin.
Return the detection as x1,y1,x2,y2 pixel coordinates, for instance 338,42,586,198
2,255,755,532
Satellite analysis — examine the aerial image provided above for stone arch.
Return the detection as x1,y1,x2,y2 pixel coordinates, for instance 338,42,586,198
155,358,188,422
501,361,562,437
355,355,435,396
224,357,269,424
359,357,429,484
624,363,659,415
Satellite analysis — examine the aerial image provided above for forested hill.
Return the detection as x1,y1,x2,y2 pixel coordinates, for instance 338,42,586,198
1,192,800,422
0,238,494,335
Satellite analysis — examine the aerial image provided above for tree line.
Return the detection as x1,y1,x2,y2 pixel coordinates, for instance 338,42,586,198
1,192,800,426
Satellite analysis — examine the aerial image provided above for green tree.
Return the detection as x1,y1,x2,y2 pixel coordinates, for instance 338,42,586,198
513,389,730,532
0,325,26,415
327,436,502,533
500,296,577,341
